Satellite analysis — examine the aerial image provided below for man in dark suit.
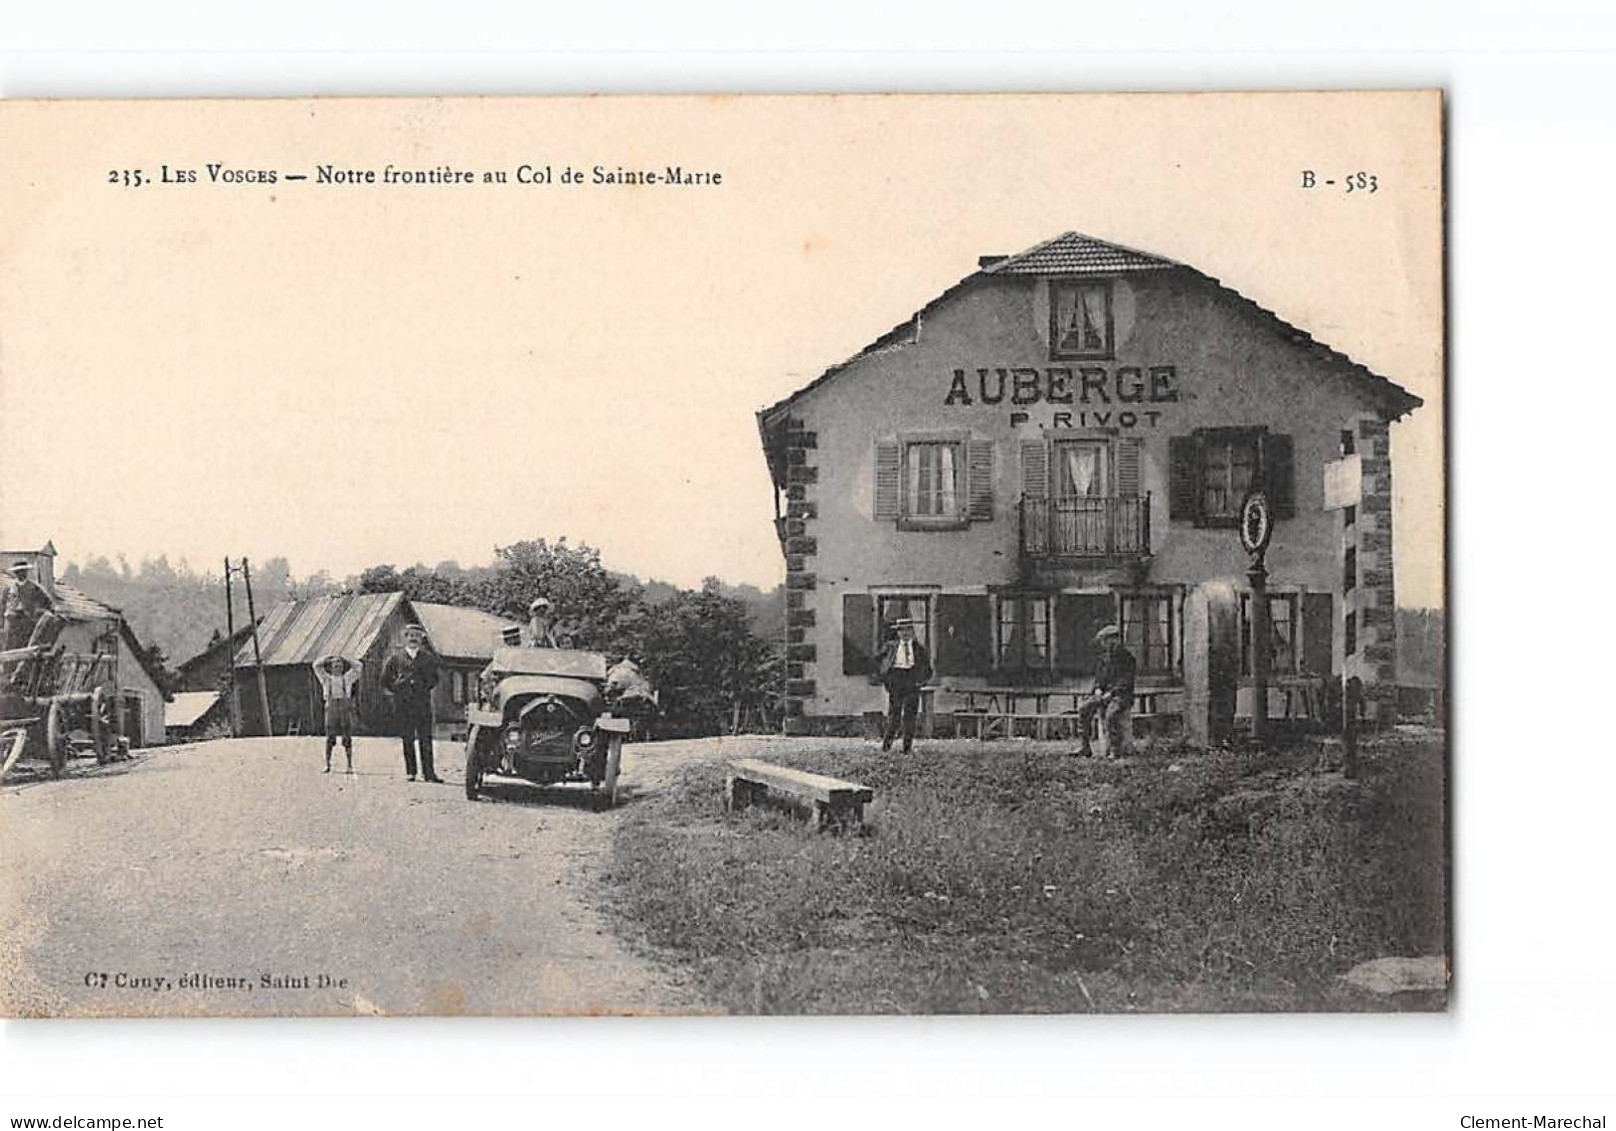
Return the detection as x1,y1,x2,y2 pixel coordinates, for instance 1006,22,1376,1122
1073,624,1137,759
877,617,932,755
381,623,442,782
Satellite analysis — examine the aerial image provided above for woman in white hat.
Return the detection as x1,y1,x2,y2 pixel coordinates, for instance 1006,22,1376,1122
522,596,559,648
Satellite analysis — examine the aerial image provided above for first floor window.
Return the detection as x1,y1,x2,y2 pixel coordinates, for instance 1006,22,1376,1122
1240,593,1299,676
1119,592,1174,674
906,441,961,519
1202,432,1259,520
995,594,1052,671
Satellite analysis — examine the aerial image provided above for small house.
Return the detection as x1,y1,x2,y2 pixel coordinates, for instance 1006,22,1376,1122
412,602,519,740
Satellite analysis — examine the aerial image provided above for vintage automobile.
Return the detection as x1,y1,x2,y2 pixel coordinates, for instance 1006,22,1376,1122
463,645,630,808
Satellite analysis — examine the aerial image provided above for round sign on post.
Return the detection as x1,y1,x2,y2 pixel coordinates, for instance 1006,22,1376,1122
1239,491,1273,556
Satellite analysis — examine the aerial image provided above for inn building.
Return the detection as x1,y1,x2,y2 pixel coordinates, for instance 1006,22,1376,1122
757,232,1422,740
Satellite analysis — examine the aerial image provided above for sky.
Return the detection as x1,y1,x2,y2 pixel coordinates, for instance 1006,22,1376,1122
0,93,1443,605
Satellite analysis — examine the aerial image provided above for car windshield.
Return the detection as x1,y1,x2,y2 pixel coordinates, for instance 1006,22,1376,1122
487,646,608,681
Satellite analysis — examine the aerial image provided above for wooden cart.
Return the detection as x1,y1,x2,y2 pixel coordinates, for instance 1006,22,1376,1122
0,637,126,784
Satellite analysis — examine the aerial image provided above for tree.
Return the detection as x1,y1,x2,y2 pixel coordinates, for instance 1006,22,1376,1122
629,579,780,735
475,538,641,650
356,564,404,594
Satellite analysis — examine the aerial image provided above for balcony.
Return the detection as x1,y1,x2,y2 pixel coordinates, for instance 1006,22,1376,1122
1018,494,1152,564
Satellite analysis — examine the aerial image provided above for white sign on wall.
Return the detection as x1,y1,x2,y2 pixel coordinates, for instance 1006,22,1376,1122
1323,454,1362,510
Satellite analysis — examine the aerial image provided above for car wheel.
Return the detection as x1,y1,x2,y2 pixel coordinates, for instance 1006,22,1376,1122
598,734,623,809
46,700,67,778
464,725,483,800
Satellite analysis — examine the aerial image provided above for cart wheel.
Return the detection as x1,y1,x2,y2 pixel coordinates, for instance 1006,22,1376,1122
464,725,482,800
90,686,112,764
46,700,67,778
598,734,623,809
0,729,26,784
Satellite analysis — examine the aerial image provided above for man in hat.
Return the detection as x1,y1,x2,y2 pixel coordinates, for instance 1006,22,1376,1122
1,561,52,652
522,596,559,648
381,623,442,782
1074,624,1137,758
605,650,657,736
311,653,362,774
876,616,932,755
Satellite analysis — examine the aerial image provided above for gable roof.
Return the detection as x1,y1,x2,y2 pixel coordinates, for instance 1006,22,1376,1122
167,690,222,729
412,602,518,661
51,581,120,623
234,592,406,668
757,230,1423,477
982,231,1180,276
175,624,255,677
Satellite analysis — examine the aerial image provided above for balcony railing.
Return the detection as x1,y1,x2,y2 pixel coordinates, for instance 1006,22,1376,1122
1018,494,1152,560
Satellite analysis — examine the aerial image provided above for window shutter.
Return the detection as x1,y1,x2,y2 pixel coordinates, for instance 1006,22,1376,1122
842,594,875,675
967,439,994,521
1168,435,1198,521
936,594,993,677
1020,439,1048,501
1116,436,1142,497
874,441,901,520
1302,592,1334,677
1263,432,1296,519
1056,593,1116,675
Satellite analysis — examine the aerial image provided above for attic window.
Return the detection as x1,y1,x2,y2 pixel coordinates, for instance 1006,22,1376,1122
1050,279,1114,360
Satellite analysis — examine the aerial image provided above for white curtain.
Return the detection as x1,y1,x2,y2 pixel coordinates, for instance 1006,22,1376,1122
937,444,957,515
1061,445,1102,497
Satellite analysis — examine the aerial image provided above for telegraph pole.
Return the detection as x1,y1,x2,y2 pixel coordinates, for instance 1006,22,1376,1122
224,557,275,737
223,558,240,737
241,558,274,737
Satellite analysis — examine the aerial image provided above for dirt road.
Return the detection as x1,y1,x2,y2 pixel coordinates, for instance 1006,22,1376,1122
0,735,724,1017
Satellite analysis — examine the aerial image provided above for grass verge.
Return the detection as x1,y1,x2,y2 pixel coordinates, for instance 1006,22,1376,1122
598,732,1447,1014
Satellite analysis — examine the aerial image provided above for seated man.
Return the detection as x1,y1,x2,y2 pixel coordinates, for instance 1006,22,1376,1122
605,653,656,719
1073,624,1136,759
2,561,52,652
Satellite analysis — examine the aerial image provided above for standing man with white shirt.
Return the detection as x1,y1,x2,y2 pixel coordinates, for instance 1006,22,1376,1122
312,653,362,774
876,617,932,755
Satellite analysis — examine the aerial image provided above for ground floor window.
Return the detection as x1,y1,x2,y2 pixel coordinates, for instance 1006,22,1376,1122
875,593,932,653
995,594,1052,672
1119,592,1174,674
1240,593,1299,676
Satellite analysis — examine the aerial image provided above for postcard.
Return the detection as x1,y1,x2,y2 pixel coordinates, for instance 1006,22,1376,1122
0,91,1444,1016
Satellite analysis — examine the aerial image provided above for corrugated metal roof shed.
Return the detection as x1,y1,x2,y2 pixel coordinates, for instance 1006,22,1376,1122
234,592,404,668
983,231,1178,275
412,602,517,661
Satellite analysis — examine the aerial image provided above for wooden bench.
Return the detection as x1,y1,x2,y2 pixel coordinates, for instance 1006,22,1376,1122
726,758,874,831
950,688,1182,742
